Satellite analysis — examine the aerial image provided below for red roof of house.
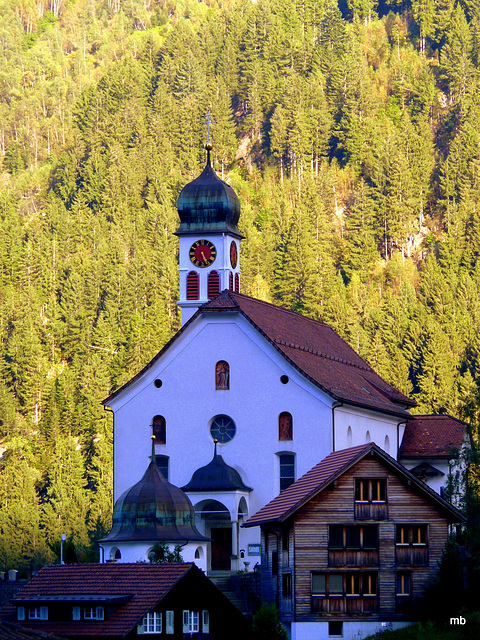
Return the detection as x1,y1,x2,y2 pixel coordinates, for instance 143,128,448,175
243,443,465,527
0,621,67,640
399,415,469,458
104,291,414,416
1,564,193,637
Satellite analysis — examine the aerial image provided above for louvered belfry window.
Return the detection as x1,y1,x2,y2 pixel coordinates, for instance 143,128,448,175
235,273,240,292
186,271,199,300
229,271,234,290
208,271,220,299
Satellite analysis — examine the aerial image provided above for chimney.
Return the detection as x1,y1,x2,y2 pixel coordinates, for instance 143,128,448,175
8,570,18,582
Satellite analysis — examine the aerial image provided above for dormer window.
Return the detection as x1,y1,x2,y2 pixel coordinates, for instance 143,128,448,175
215,361,230,390
142,612,162,633
84,607,104,620
28,607,48,620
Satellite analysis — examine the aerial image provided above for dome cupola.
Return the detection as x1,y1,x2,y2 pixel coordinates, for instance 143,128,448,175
176,148,242,238
182,441,252,493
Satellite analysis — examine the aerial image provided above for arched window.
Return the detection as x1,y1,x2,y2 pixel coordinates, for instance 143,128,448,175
229,271,234,290
153,415,166,444
365,430,371,443
186,271,199,300
278,453,295,492
215,361,230,390
278,412,293,441
347,426,352,447
208,271,220,299
110,547,121,561
235,273,240,292
384,435,390,454
155,455,169,480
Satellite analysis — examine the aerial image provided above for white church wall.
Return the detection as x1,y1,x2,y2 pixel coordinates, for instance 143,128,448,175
334,405,403,458
107,313,335,518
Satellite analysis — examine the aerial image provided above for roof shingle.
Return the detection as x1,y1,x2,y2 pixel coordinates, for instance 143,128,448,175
399,415,468,457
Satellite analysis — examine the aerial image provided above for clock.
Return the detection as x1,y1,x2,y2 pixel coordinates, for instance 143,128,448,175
230,241,238,269
189,239,217,268
210,415,236,443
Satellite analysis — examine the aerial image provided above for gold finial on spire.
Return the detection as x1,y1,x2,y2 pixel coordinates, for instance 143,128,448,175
151,434,156,462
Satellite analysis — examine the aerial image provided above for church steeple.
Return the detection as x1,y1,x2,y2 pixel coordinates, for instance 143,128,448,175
175,133,243,325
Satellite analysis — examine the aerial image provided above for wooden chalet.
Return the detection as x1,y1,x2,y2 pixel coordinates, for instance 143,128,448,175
243,443,465,639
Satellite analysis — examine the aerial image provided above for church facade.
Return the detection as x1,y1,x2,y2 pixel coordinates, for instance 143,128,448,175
101,147,468,580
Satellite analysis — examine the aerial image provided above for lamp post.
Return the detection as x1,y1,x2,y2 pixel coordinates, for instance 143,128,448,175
60,534,66,565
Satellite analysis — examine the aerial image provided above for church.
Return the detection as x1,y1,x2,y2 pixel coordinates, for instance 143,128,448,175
99,142,469,585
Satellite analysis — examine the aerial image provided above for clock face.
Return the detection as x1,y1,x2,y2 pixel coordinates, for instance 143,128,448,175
210,415,236,443
230,241,238,269
189,239,217,268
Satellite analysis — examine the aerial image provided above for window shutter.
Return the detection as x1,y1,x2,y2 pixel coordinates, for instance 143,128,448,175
182,610,189,633
96,607,104,621
72,606,80,621
137,618,145,635
202,610,209,633
40,607,48,620
166,611,174,634
17,607,25,621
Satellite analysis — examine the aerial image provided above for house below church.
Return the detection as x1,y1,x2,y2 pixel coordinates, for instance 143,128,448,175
0,564,249,640
244,443,465,640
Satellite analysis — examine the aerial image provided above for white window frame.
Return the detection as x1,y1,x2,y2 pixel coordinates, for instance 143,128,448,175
141,612,162,634
84,606,104,621
182,610,199,633
28,607,48,620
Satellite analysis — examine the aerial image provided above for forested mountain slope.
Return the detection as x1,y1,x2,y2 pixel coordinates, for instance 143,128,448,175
1,0,480,569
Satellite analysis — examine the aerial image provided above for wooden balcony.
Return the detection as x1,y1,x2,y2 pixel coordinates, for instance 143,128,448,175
395,546,428,566
311,596,379,614
329,550,379,567
355,502,388,520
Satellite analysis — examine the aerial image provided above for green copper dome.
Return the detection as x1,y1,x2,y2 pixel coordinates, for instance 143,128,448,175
100,461,207,543
176,151,242,238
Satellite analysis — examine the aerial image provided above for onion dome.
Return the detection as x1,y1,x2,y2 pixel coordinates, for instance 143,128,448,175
101,461,207,543
181,443,252,493
175,148,243,238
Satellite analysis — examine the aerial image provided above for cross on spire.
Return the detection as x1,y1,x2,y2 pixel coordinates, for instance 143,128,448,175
203,110,215,147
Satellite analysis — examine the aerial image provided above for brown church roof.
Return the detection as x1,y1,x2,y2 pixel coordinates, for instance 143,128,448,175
399,415,469,458
1,564,192,637
104,291,414,416
243,443,465,527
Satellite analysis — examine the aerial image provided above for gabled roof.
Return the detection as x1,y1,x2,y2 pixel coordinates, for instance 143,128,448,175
243,443,466,527
104,291,414,416
0,621,67,640
1,564,193,637
399,415,469,458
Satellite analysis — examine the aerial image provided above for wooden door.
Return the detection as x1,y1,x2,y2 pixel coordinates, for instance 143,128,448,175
211,527,232,570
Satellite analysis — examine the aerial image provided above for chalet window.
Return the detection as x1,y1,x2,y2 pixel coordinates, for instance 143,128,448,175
311,573,378,597
28,607,48,620
186,271,199,300
155,455,169,480
207,271,220,299
215,360,230,390
84,607,104,621
278,412,293,441
396,573,411,596
142,612,162,634
153,415,166,444
183,610,199,633
396,525,427,546
396,525,428,566
283,573,292,598
329,525,378,550
278,453,295,491
355,479,386,503
166,611,174,634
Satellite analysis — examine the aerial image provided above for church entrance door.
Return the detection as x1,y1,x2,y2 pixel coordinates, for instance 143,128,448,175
211,527,232,570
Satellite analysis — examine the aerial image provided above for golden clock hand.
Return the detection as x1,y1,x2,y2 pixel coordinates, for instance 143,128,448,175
201,251,207,261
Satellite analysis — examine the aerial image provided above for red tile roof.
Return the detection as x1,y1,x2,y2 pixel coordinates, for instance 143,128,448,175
1,564,193,638
0,621,67,640
399,415,469,458
243,443,465,527
104,291,414,416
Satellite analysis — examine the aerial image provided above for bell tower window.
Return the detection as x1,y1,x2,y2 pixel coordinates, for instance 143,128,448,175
235,273,240,292
229,271,234,290
186,271,199,300
208,271,220,299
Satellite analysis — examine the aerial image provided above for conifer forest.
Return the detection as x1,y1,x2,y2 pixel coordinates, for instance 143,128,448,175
1,0,480,571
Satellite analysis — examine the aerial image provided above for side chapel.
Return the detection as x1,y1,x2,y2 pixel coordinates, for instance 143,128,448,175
98,141,469,633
